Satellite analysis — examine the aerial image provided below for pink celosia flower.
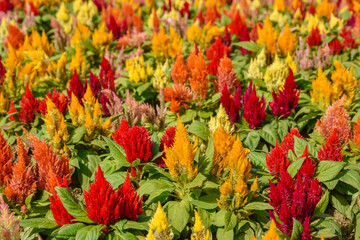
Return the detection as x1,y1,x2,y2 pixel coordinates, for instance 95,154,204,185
0,194,21,240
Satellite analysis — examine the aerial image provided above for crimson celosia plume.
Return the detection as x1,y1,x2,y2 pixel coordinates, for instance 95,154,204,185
18,85,40,124
242,81,266,129
220,83,241,125
318,129,343,161
156,126,176,167
39,88,68,116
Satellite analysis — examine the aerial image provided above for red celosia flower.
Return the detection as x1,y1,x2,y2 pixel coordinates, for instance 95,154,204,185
0,57,6,85
180,1,190,18
228,12,250,54
0,0,13,12
194,10,205,25
39,88,68,116
280,128,304,155
99,57,115,91
266,141,290,178
8,99,17,121
171,53,187,85
308,0,316,15
189,50,208,99
164,84,193,113
306,27,321,48
340,27,357,49
222,26,232,47
216,55,238,93
6,25,25,50
0,131,13,186
66,70,87,101
89,70,101,98
106,14,127,40
113,120,153,164
242,81,266,129
27,133,73,194
18,85,40,124
156,126,176,167
249,23,262,42
270,69,300,118
329,38,342,55
206,38,231,76
220,83,241,124
318,129,343,161
84,167,142,225
49,177,75,226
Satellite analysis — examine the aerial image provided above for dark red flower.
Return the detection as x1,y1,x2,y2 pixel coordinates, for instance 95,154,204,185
100,57,115,91
66,70,87,101
242,81,266,129
222,26,232,47
329,38,342,55
229,12,250,54
194,10,205,25
0,57,6,85
84,166,142,225
220,83,241,125
318,129,343,161
106,14,127,40
39,88,68,116
18,85,39,123
49,177,75,226
206,38,231,75
308,0,316,15
340,27,357,49
180,1,190,18
0,0,13,12
89,70,101,98
113,120,153,164
156,127,176,167
8,99,17,121
306,27,321,48
270,69,300,118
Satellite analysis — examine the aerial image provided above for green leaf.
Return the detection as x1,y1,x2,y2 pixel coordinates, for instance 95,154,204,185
20,218,58,229
211,210,227,227
70,126,86,143
290,218,303,240
340,170,360,191
355,213,360,240
185,173,206,189
243,202,273,211
56,187,92,223
54,223,86,239
314,161,346,182
191,194,219,210
293,136,317,158
198,136,214,175
180,109,197,123
313,190,330,217
225,212,237,231
188,121,210,141
77,151,101,191
103,137,130,167
331,192,349,217
137,179,174,197
244,132,260,151
287,157,306,178
259,124,278,146
123,220,149,231
137,82,152,95
249,152,267,171
216,228,234,240
167,200,190,232
75,225,105,240
233,41,260,52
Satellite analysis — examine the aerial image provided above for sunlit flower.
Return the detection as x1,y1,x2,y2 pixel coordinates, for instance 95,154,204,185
217,55,238,93
153,61,170,89
212,126,235,176
189,50,208,99
92,24,113,49
126,54,153,83
243,81,266,129
316,0,335,20
264,55,288,92
0,131,13,186
145,202,173,240
171,53,187,85
191,210,210,240
247,58,263,80
278,23,297,56
209,105,233,133
311,68,333,109
69,46,87,77
318,129,343,162
257,16,278,55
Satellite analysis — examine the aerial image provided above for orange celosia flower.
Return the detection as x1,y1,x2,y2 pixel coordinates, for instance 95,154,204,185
171,53,187,85
205,5,220,24
216,55,238,93
186,47,197,73
212,126,235,176
0,131,13,186
317,0,335,20
316,96,352,145
257,16,278,55
164,84,193,113
352,117,360,149
163,117,198,182
311,68,333,109
273,0,285,11
4,136,37,205
278,23,297,56
7,25,25,50
27,133,73,194
189,50,208,99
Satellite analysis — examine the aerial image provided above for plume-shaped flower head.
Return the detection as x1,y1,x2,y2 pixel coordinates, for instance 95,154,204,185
257,16,278,55
191,210,210,240
278,23,297,56
18,85,40,124
0,194,21,240
39,88,68,116
0,131,13,186
220,82,241,125
164,84,193,113
318,129,343,161
157,127,176,168
242,81,266,129
206,38,231,76
311,68,333,109
189,50,208,99
217,55,238,93
146,202,173,240
171,53,187,85
306,27,321,48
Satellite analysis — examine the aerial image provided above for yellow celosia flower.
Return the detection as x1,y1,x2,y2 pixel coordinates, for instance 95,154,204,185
168,27,183,59
75,0,98,28
249,0,261,11
262,221,281,240
331,61,358,106
0,90,8,115
285,53,297,74
329,13,344,32
69,46,86,76
273,0,285,11
300,14,326,34
153,61,169,89
209,105,233,133
212,126,235,176
317,0,335,20
71,24,92,46
269,8,287,28
146,202,174,240
247,58,263,80
56,2,73,34
257,48,266,67
126,55,153,83
187,21,202,44
69,93,86,126
201,23,224,47
27,0,59,8
278,23,297,56
44,98,69,149
264,55,288,92
0,19,8,43
311,68,333,109
26,30,55,57
250,177,258,192
191,210,210,240
152,27,182,59
257,16,278,55
163,117,198,182
92,24,113,49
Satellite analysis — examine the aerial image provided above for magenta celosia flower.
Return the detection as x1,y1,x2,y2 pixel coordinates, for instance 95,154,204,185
318,128,343,161
220,83,241,125
0,194,21,240
270,69,300,118
206,38,231,76
66,70,87,101
84,166,142,226
242,81,266,129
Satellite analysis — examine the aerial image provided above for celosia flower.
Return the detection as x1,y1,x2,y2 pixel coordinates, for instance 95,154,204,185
39,88,68,116
157,127,176,168
280,128,304,155
187,21,202,44
209,105,233,134
164,83,193,113
171,53,187,85
191,210,210,240
18,85,39,124
252,220,281,240
66,70,87,102
229,12,250,54
0,131,13,186
0,90,8,115
68,93,86,127
4,136,36,205
0,57,6,85
306,27,322,48
316,0,335,20
329,38,342,55
69,47,87,77
264,55,288,92
125,54,153,83
331,61,358,106
278,23,297,56
8,99,17,121
295,38,313,71
212,126,235,176
70,24,91,46
124,90,141,126
270,69,300,118
0,194,21,240
220,83,241,125
216,55,238,93
311,68,333,109
353,117,360,149
257,16,278,55
242,81,267,129
206,38,231,76
318,129,343,162
340,27,357,49
49,177,74,226
273,0,285,11
285,53,297,74
266,141,289,178
205,5,220,24
269,8,287,28
84,167,142,225
247,58,263,80
99,57,115,91
163,117,198,181
145,202,173,240
92,24,113,49
113,120,153,165
189,50,208,99
153,61,170,89
6,25,25,50
152,27,182,59
27,133,73,194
